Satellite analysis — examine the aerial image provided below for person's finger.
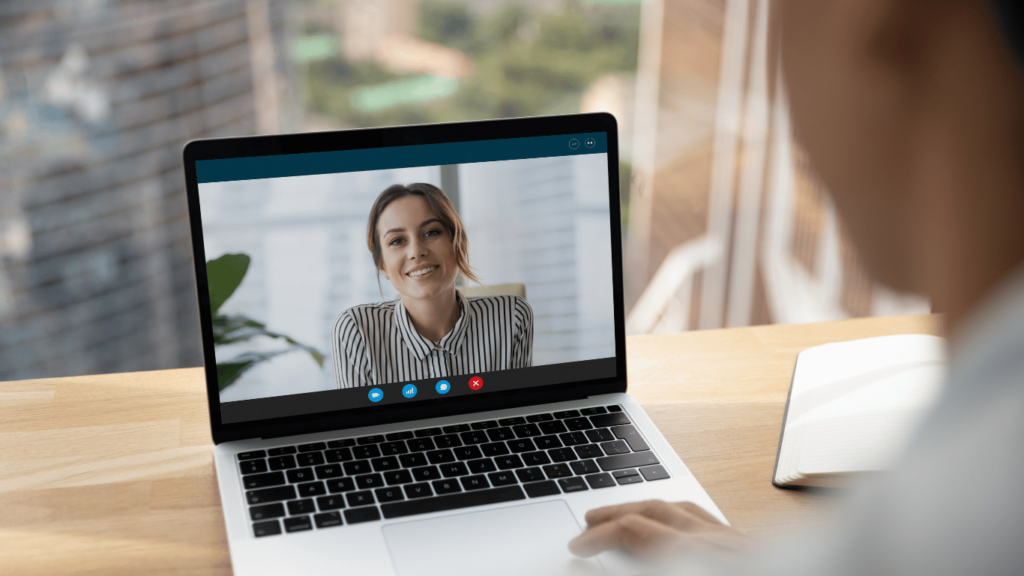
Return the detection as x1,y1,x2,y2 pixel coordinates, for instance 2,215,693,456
569,512,682,558
584,500,711,532
674,501,725,525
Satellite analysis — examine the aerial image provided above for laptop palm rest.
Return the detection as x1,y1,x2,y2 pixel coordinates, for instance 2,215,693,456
383,500,603,576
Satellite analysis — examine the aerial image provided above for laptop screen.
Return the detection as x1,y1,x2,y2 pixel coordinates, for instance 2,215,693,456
195,131,618,425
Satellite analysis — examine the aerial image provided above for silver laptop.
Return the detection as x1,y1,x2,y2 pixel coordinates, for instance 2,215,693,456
182,114,724,576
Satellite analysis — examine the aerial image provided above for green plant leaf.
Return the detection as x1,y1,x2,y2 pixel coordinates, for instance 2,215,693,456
206,254,251,317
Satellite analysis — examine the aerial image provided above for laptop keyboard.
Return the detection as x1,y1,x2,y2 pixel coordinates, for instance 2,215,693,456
238,405,670,537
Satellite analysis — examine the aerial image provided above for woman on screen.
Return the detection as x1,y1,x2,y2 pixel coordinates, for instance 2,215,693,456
332,183,534,388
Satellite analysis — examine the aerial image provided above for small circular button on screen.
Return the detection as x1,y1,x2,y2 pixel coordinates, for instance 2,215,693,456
368,388,383,402
402,384,418,398
436,380,451,394
568,138,580,150
584,137,596,148
468,376,483,391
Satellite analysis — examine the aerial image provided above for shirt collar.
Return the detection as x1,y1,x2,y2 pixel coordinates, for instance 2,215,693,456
394,294,473,361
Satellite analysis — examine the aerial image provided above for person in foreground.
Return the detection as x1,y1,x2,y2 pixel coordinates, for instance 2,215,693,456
332,183,533,388
569,0,1024,572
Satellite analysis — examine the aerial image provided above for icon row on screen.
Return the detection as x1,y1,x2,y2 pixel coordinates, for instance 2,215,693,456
367,376,483,403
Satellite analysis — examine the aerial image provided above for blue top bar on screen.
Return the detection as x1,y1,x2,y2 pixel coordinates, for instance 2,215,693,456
195,132,608,184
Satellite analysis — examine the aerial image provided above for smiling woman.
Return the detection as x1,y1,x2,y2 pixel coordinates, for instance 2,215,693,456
331,183,534,388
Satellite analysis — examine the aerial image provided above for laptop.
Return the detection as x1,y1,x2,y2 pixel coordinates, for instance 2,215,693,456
182,113,725,576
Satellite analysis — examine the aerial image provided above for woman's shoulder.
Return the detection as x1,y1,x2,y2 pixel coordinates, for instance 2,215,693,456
334,300,400,327
463,294,533,316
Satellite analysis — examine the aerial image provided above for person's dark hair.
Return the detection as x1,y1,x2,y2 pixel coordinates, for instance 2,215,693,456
990,0,1024,72
366,183,479,287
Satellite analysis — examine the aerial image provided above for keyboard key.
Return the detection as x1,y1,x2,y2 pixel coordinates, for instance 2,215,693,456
597,452,660,471
460,475,490,491
296,452,325,467
507,439,536,453
470,420,498,430
327,438,355,448
355,473,384,489
272,512,308,535
325,448,353,463
542,463,573,479
512,424,541,438
553,410,581,419
559,432,588,446
244,471,286,490
612,425,651,452
498,417,526,426
404,482,434,499
381,486,525,519
467,458,497,474
460,430,488,444
375,487,405,502
605,405,623,412
238,450,266,461
601,440,630,456
412,466,441,481
371,456,400,472
384,470,414,485
399,453,428,468
298,442,326,452
249,502,285,521
585,429,615,443
558,477,588,493
315,464,343,479
286,468,315,483
415,427,443,437
247,485,296,505
521,451,551,467
239,460,268,475
344,506,381,524
442,424,471,433
488,471,518,486
346,490,375,507
481,442,510,457
433,434,462,448
426,449,456,464
570,460,600,476
268,446,297,456
494,455,524,470
539,421,568,435
580,407,607,416
454,446,483,460
640,465,670,481
535,435,563,450
564,418,593,431
591,413,631,428
432,479,462,494
407,438,436,452
486,428,515,442
353,445,382,459
314,511,343,528
287,499,316,515
317,495,346,510
297,481,327,497
379,441,408,455
357,435,385,445
326,477,355,493
385,431,414,441
585,473,616,489
526,413,554,423
516,467,545,483
523,481,560,498
575,445,604,459
439,462,469,477
548,448,577,463
253,520,281,537
616,474,644,485
343,461,372,476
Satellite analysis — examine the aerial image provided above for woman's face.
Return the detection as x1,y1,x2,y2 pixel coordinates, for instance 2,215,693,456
377,195,459,302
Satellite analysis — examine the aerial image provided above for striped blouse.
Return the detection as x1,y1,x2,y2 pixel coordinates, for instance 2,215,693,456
331,294,534,388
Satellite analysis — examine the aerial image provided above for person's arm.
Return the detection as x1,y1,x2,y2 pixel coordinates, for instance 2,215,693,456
511,296,534,368
332,309,372,388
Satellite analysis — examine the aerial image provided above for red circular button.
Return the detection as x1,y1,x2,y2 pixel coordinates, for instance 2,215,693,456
468,376,483,391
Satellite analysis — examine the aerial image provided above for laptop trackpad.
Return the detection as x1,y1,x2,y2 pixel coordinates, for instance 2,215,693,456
383,500,602,576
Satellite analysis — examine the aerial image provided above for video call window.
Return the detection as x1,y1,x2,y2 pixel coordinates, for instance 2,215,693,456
198,137,616,409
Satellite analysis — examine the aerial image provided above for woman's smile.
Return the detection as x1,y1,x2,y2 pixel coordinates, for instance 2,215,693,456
407,265,438,278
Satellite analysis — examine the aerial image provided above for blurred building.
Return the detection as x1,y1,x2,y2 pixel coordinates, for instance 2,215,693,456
0,0,294,380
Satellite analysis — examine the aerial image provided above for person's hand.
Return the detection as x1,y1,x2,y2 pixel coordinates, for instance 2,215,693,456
568,500,749,560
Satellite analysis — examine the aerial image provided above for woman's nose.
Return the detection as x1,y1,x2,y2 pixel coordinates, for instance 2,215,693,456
407,237,427,258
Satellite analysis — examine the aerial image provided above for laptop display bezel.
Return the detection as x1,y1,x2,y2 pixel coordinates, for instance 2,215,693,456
182,113,628,445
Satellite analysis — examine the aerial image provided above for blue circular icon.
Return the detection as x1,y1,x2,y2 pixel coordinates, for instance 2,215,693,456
435,380,451,395
368,388,383,402
402,384,418,398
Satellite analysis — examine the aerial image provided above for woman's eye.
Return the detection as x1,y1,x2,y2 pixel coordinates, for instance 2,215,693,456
388,237,404,246
424,229,441,238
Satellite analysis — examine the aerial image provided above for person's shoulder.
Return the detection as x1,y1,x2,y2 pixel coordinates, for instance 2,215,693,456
464,294,532,317
335,300,399,327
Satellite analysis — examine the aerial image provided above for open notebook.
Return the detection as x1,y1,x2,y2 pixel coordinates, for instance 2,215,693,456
773,334,947,488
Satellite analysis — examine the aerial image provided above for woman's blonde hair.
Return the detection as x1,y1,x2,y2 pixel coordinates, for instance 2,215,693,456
366,183,479,285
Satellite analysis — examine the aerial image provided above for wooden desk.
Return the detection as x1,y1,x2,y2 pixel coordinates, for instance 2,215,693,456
0,314,938,575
